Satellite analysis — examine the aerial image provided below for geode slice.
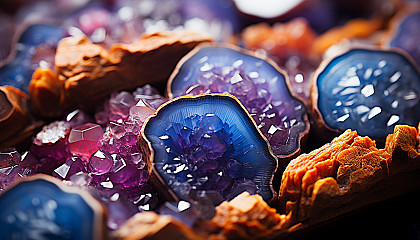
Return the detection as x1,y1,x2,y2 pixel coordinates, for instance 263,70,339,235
0,174,106,240
168,45,309,158
385,6,420,68
0,23,64,92
312,48,420,140
140,94,277,208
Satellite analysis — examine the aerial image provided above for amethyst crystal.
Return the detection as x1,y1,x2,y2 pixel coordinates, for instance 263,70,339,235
168,45,309,157
31,121,72,162
88,150,114,175
141,94,277,208
0,148,21,168
53,156,86,180
68,123,103,161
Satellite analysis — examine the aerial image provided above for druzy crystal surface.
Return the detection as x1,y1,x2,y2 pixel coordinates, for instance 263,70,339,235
1,85,165,229
142,94,277,206
316,48,420,139
169,46,308,157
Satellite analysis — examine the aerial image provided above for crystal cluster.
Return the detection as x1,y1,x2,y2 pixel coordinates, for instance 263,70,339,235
0,85,167,229
187,64,301,150
142,94,277,222
160,113,256,204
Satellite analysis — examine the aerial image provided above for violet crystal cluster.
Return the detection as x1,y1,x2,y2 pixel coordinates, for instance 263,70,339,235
0,84,167,229
169,45,309,158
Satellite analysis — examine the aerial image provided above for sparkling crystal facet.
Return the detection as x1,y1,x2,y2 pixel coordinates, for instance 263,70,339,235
68,123,104,161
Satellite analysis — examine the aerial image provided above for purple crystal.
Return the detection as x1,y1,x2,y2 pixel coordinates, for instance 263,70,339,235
126,183,158,211
133,85,168,110
31,121,72,162
89,184,139,230
69,172,92,188
161,114,246,202
109,154,149,188
159,200,199,227
129,102,155,123
0,148,21,168
65,109,91,128
88,150,113,175
53,156,86,180
109,91,137,120
68,123,103,161
0,165,27,192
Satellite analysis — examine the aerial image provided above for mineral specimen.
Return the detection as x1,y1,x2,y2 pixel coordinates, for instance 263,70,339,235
29,30,211,117
68,123,104,161
312,48,420,140
140,94,277,210
278,124,420,225
0,23,64,92
385,6,420,68
210,191,291,239
168,45,309,158
0,175,107,240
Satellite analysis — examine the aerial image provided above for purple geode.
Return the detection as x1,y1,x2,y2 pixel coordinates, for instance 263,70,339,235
168,45,309,158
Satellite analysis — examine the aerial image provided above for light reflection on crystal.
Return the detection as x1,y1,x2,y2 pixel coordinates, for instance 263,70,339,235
318,49,420,138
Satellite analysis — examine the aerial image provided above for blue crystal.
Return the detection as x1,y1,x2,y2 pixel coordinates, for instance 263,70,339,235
0,23,64,92
142,94,277,205
315,48,420,139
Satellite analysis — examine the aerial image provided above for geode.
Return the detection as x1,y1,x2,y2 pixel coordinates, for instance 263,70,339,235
140,94,277,208
168,44,309,159
312,48,420,141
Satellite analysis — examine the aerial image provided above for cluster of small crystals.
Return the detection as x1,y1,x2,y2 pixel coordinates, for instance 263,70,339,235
185,62,299,148
160,113,256,206
0,85,167,230
321,57,420,137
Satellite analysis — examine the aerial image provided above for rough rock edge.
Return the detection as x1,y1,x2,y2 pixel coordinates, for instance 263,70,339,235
278,124,420,226
29,30,213,117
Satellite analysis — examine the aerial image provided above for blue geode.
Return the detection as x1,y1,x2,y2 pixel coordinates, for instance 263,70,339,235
314,48,420,139
0,23,64,92
141,94,277,206
0,175,106,240
168,45,309,158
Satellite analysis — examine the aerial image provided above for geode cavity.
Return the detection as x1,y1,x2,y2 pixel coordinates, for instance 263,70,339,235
168,44,309,158
312,48,420,140
140,94,277,206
